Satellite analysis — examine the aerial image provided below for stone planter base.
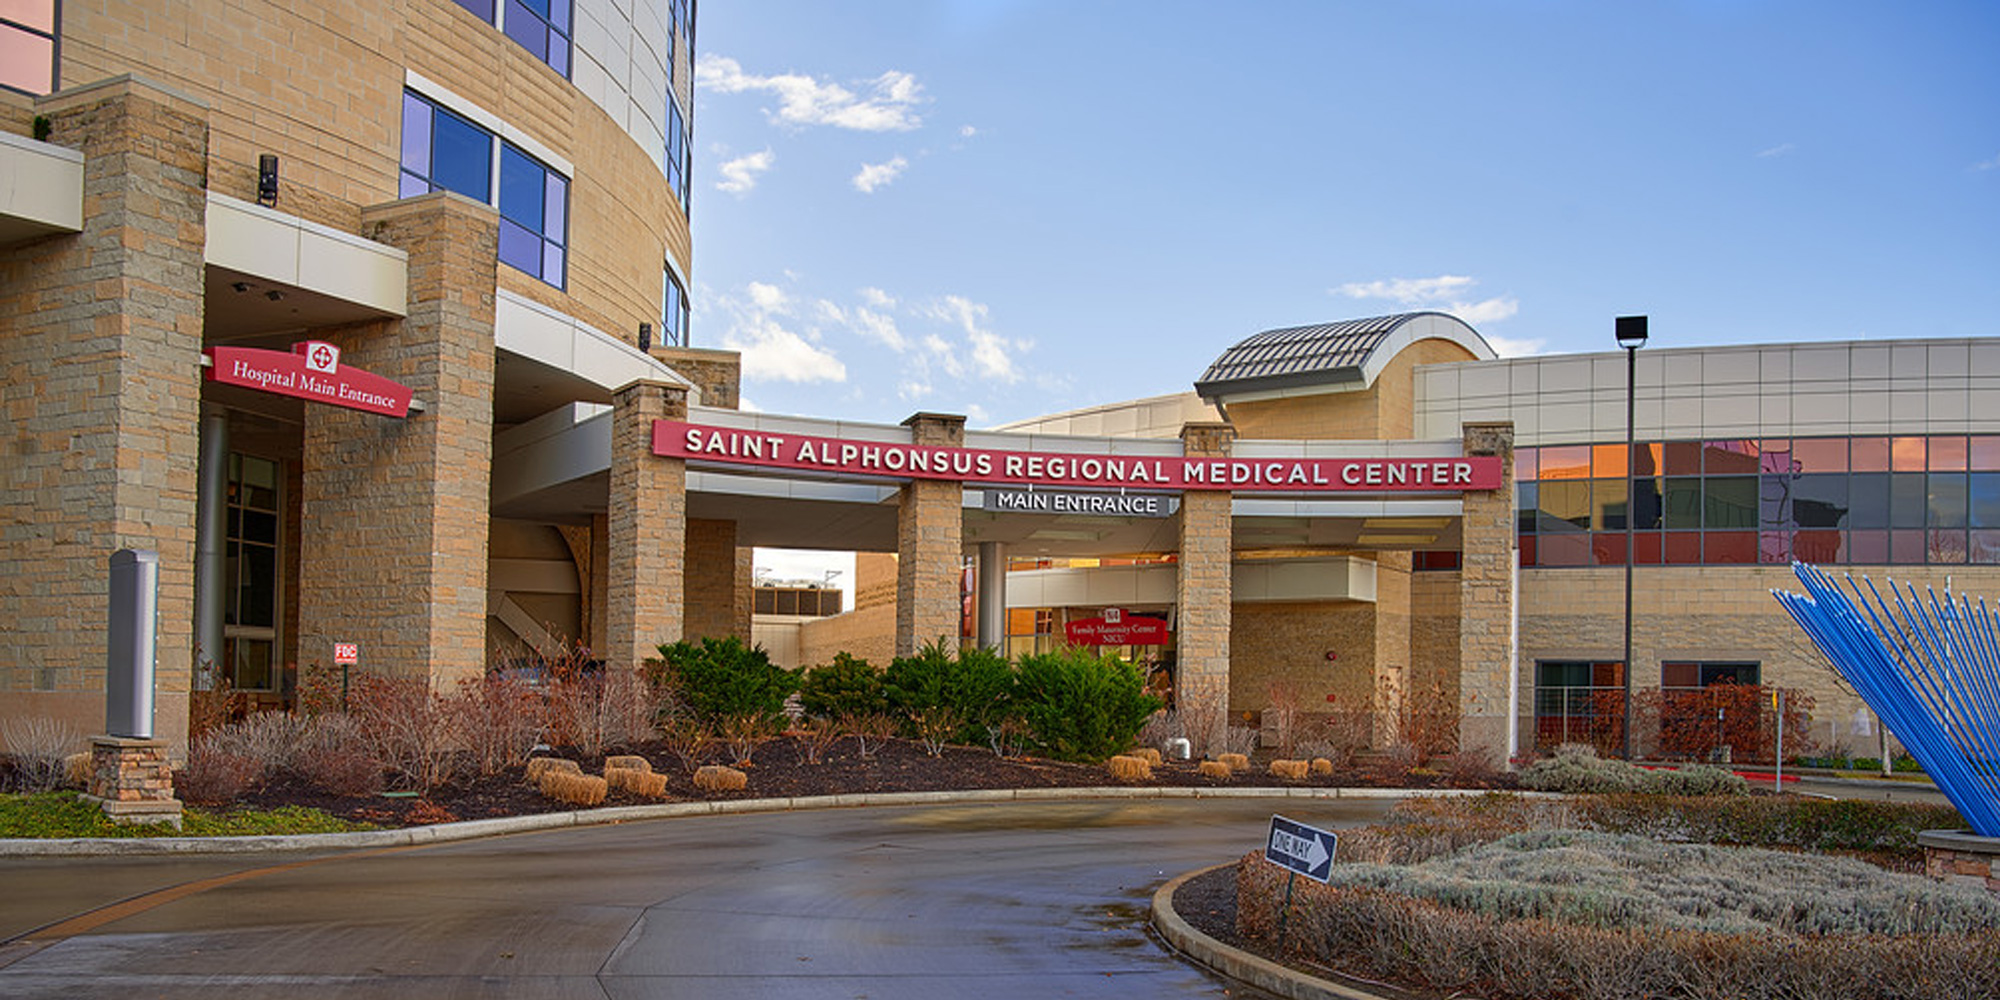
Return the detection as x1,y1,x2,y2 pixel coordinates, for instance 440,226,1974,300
87,735,183,830
1920,829,2000,896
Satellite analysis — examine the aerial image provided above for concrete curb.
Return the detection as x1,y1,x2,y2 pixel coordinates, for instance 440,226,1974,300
0,785,1502,857
1150,863,1385,1000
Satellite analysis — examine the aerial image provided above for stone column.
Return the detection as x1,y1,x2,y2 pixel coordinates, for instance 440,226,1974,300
606,380,688,669
299,192,497,691
1178,422,1237,752
896,413,966,656
1,79,209,752
1372,552,1413,746
1459,422,1518,757
685,518,744,641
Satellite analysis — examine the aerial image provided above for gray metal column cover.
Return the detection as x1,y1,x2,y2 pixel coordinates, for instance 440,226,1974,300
106,549,161,739
976,541,1006,651
192,409,228,689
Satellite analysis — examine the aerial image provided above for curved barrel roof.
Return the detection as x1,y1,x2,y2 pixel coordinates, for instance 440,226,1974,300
1194,311,1494,401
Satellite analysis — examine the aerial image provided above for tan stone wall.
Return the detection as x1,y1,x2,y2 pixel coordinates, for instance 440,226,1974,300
0,79,208,751
684,518,744,642
797,603,898,670
1458,423,1517,755
1515,562,1997,755
297,193,497,689
896,415,966,656
1371,553,1413,743
1411,571,1463,700
1228,602,1376,720
658,348,742,410
1225,339,1477,441
59,0,685,350
1177,423,1236,748
607,382,689,669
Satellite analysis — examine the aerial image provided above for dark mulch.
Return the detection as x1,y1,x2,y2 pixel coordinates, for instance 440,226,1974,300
224,736,1515,828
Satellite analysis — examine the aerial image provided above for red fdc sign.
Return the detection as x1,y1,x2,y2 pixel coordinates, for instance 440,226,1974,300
1065,614,1169,646
332,643,359,665
656,420,1502,493
206,342,414,418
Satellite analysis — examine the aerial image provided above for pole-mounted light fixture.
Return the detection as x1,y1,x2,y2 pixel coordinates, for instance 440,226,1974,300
1617,315,1648,760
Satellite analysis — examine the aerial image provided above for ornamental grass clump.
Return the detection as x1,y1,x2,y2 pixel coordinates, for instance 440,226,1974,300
1107,754,1152,782
1197,760,1233,780
525,757,581,783
1268,759,1309,780
693,764,748,793
536,770,607,807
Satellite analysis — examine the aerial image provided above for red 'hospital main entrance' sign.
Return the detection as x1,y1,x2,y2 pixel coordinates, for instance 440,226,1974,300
206,342,414,418
654,420,1503,493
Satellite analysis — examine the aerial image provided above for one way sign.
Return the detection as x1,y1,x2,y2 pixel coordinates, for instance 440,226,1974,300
1264,815,1339,882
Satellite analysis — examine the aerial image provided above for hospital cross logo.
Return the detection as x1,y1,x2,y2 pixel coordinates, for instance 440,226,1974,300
303,342,340,374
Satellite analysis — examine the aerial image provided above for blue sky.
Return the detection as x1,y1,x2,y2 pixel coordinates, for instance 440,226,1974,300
689,0,1999,432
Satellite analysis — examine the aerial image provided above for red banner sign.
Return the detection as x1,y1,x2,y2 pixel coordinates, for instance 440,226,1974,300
1066,612,1169,646
656,421,1501,493
206,342,414,418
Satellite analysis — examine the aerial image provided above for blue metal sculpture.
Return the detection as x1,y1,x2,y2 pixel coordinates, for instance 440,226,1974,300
1773,563,2000,836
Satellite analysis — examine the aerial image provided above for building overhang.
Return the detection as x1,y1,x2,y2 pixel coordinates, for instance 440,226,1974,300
0,130,84,246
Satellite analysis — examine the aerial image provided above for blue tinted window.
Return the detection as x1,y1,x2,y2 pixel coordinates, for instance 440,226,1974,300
498,145,567,288
452,0,496,18
1891,472,1928,529
1972,473,2000,529
1929,473,1969,528
1849,473,1889,528
665,92,691,209
664,268,689,348
401,93,493,203
504,0,572,77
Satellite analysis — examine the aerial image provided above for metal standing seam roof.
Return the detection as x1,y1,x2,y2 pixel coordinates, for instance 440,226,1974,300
1194,312,1477,400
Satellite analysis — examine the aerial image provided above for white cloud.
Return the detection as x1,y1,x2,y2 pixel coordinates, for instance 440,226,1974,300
959,125,979,138
1756,142,1797,159
925,295,1024,382
859,287,897,308
851,308,906,350
963,402,991,424
697,54,925,132
852,155,910,193
1976,152,2000,172
1482,334,1547,358
716,149,774,195
716,282,845,383
1331,273,1519,329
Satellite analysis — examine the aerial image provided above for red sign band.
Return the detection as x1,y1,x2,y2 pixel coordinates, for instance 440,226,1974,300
656,420,1501,493
206,343,414,418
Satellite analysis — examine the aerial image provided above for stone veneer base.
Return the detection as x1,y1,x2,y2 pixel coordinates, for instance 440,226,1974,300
1919,829,2000,896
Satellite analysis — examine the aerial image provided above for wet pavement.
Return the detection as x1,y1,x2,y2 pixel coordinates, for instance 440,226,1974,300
0,797,1395,999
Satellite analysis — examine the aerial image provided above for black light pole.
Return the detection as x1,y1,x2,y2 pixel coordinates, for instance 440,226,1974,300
1616,315,1648,760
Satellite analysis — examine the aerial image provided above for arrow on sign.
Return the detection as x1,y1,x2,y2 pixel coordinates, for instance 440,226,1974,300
1264,815,1339,882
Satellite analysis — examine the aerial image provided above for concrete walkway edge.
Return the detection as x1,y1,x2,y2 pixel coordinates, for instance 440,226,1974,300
1150,863,1385,1000
0,785,1497,856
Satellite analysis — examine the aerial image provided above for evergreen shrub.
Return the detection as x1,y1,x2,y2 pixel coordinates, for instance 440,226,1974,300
1011,647,1159,762
655,636,795,727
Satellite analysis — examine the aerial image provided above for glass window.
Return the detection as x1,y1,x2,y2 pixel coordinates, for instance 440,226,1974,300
1892,436,1927,472
663,266,689,347
1791,475,1849,528
1705,476,1757,529
1591,444,1629,478
1851,437,1891,473
505,0,572,76
1759,439,1795,474
1590,532,1625,566
1705,531,1756,564
1516,482,1538,534
1849,473,1890,528
0,0,57,96
1661,441,1703,476
1931,436,1969,472
1972,530,2000,565
1661,477,1702,529
1792,437,1848,473
1536,479,1591,532
1929,472,1969,528
452,0,496,18
1849,529,1888,564
1971,473,2000,529
1793,529,1845,564
1593,477,1628,531
1664,531,1702,564
1972,437,2000,472
1891,473,1928,529
1533,661,1625,753
223,452,283,691
401,93,493,203
1663,661,1759,688
1514,447,1538,483
401,90,569,289
665,91,691,209
1628,477,1662,530
1891,529,1926,564
1929,530,1968,565
1630,442,1663,477
1538,445,1590,480
1705,440,1758,475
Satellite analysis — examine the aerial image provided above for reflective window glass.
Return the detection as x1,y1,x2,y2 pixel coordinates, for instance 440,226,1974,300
1631,531,1663,565
1664,532,1702,564
1972,530,2000,565
1849,529,1889,564
1930,435,1968,472
1792,438,1848,473
1791,475,1850,528
1891,529,1926,564
1759,439,1794,474
1759,531,1791,564
0,2,56,96
1537,532,1590,566
1851,437,1891,472
1628,477,1662,530
1661,477,1702,529
1929,530,1968,565
1972,437,2000,471
1537,480,1591,532
1516,483,1538,533
1661,441,1703,476
1630,442,1664,477
1705,440,1758,475
1849,473,1890,528
1706,531,1755,564
1929,472,1969,528
1593,477,1628,531
1892,436,1927,472
1891,472,1928,528
1705,477,1757,529
1591,444,1628,478
1793,529,1845,564
1513,447,1538,483
1970,473,2000,529
1538,445,1590,480
663,267,690,348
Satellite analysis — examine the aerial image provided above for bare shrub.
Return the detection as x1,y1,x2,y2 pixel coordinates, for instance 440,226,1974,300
1364,743,1420,785
1221,725,1261,758
909,705,962,757
659,714,712,774
844,711,898,760
1107,755,1152,782
693,764,748,792
1175,698,1227,759
62,752,91,789
175,738,263,804
451,674,540,778
596,667,659,750
348,673,460,792
291,713,383,796
794,716,842,765
1442,744,1501,786
211,710,311,773
1266,681,1306,758
1396,677,1459,765
187,675,241,741
719,712,773,766
984,717,1027,758
1136,710,1179,751
1313,707,1375,770
1,716,81,792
